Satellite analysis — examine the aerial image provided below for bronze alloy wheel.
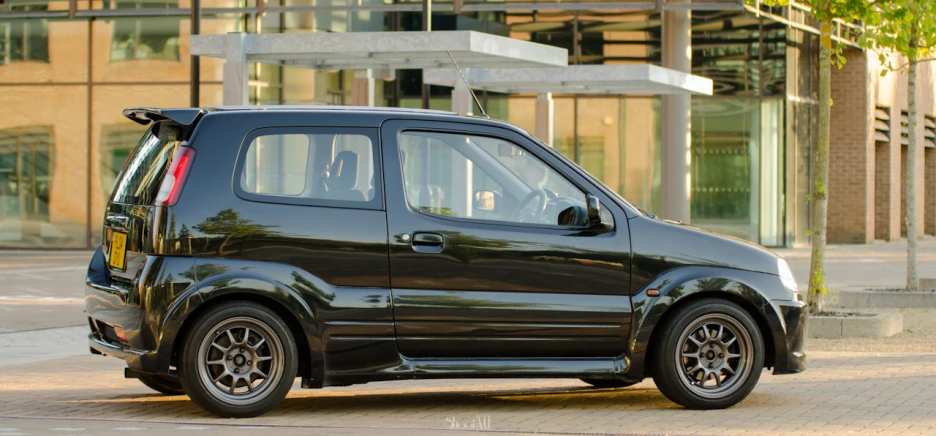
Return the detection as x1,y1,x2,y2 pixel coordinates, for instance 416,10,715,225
196,317,285,405
674,314,754,399
180,301,298,418
652,298,764,410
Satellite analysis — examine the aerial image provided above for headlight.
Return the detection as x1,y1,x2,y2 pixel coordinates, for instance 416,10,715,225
777,258,798,293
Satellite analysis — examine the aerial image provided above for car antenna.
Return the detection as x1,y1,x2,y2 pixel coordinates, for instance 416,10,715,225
446,51,488,118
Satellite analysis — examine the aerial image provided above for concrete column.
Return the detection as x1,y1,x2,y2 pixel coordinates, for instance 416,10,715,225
222,33,249,106
535,93,554,148
451,75,473,116
352,70,377,107
661,2,692,223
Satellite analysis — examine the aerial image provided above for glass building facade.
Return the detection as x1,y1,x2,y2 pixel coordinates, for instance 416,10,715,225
0,0,820,248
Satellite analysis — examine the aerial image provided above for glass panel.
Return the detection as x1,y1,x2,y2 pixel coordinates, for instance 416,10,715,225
494,96,535,136
759,99,784,246
691,99,759,241
552,97,575,157
619,97,661,213
0,18,88,83
399,131,586,226
92,13,183,82
241,132,374,202
575,97,620,189
282,0,387,33
0,85,88,248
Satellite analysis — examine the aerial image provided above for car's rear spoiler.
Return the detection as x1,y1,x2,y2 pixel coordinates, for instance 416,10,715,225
123,107,206,126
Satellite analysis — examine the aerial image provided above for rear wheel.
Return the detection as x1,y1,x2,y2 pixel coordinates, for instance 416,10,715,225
138,374,185,395
580,378,640,389
652,298,764,410
179,301,298,418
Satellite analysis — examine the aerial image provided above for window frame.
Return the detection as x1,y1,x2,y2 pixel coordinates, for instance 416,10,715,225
233,126,383,211
396,127,595,230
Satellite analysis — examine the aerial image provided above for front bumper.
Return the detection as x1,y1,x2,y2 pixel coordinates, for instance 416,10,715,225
770,298,808,375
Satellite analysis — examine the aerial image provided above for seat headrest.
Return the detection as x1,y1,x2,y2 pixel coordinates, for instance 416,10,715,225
327,150,359,191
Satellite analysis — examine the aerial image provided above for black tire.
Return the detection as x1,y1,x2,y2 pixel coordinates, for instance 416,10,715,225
138,374,186,395
580,378,640,389
651,298,764,410
179,301,298,418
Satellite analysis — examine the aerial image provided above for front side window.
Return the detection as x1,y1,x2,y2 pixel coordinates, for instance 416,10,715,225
239,130,376,206
399,131,588,227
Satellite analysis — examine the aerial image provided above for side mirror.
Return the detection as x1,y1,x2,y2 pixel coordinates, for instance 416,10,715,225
474,190,500,211
587,194,602,227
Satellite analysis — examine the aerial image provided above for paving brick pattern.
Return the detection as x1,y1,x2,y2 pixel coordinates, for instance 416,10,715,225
1,351,935,435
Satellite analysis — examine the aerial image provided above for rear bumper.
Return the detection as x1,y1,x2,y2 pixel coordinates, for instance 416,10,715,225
770,298,808,375
88,331,150,362
84,246,180,375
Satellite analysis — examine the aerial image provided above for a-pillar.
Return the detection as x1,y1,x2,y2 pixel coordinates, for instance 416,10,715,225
222,33,249,106
534,93,554,148
661,0,692,223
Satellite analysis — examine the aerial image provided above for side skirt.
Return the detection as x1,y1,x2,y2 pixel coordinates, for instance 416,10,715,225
412,357,630,379
321,355,636,388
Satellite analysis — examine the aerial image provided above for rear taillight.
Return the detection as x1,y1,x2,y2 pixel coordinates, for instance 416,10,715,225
154,146,196,207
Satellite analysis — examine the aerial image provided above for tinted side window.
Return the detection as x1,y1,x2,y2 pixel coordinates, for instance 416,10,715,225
399,130,588,227
235,128,381,209
242,134,310,196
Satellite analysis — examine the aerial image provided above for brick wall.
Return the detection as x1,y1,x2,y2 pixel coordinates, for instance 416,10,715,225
828,48,875,243
926,148,936,234
875,140,894,239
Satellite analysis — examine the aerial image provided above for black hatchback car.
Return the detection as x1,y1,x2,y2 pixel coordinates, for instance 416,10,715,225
85,106,806,418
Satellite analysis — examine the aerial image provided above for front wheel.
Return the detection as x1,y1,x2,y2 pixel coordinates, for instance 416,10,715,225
652,299,764,410
179,301,298,418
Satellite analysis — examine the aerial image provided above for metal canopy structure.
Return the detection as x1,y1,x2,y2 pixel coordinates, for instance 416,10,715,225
423,64,713,147
190,31,569,105
423,65,713,96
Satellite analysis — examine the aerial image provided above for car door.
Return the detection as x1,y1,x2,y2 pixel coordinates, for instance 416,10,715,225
382,119,633,359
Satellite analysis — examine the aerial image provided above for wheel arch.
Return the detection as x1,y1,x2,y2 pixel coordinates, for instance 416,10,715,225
625,266,787,380
169,291,315,382
154,262,328,387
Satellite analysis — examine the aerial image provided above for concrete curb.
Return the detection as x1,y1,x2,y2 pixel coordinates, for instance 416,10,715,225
809,312,903,338
839,287,936,308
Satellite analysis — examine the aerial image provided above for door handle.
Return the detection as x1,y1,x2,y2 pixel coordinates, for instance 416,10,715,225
411,232,444,253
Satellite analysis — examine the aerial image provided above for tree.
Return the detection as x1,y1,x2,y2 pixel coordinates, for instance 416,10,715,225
861,0,936,290
193,209,277,256
757,0,874,311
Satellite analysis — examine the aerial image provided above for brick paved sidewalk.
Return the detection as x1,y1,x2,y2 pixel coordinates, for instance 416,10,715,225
1,351,935,436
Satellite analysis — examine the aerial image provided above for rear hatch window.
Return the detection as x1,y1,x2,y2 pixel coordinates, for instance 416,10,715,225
111,122,182,205
103,121,187,274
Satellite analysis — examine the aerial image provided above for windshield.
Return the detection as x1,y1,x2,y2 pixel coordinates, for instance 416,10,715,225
110,122,181,205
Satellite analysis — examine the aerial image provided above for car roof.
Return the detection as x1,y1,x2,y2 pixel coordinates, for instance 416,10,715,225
207,105,458,117
123,105,505,128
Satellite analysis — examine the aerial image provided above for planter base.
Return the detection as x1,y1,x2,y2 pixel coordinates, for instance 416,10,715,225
839,288,936,309
809,312,903,338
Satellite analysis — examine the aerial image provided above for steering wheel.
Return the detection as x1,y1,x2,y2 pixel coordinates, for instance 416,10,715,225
509,189,549,223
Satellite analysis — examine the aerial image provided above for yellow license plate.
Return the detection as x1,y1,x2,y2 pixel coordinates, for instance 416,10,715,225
109,232,128,270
